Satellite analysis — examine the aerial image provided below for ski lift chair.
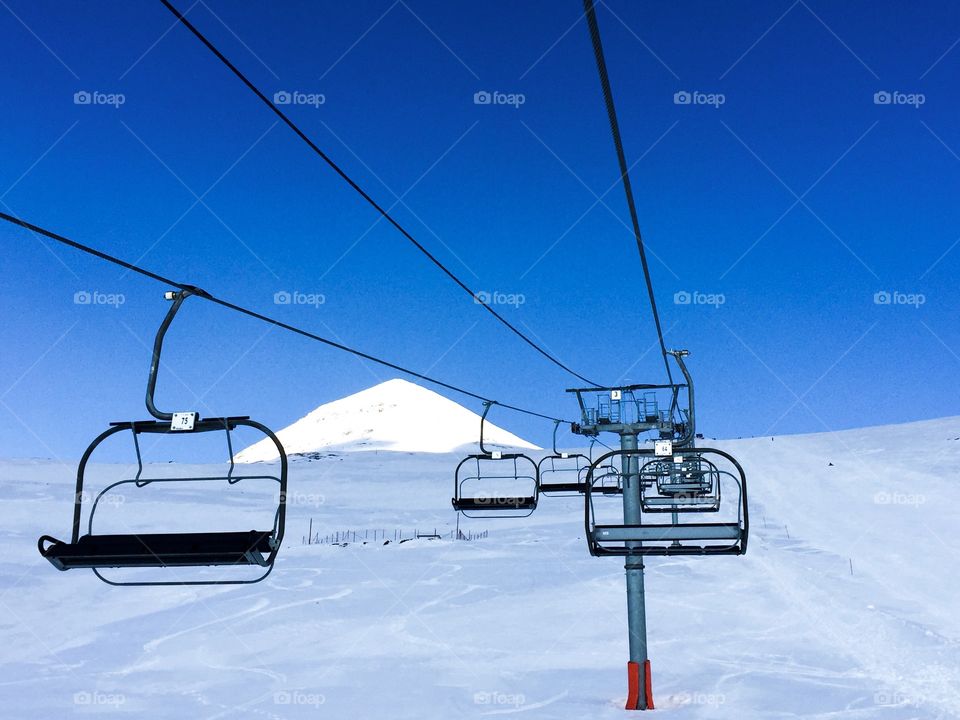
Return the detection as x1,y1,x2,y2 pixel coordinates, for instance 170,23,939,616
38,288,288,585
537,425,622,497
452,402,539,518
585,447,747,557
639,451,722,513
536,421,591,496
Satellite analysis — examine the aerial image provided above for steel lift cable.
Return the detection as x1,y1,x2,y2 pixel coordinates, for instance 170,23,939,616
0,209,571,425
582,0,673,385
157,0,602,388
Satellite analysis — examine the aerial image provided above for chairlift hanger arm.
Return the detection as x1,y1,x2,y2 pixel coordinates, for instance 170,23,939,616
479,401,494,456
146,287,209,422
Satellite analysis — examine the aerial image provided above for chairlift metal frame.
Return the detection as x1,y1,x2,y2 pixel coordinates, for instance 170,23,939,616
536,420,591,496
452,401,539,517
38,288,288,585
584,447,748,557
639,452,722,513
568,350,696,447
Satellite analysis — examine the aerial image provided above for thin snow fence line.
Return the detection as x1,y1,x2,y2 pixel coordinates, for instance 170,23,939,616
301,524,488,546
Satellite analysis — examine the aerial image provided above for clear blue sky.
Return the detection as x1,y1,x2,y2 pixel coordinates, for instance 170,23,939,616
1,0,958,459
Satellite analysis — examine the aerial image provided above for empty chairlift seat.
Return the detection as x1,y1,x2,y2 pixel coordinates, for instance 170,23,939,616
453,452,539,517
585,447,748,557
639,454,722,513
452,402,539,518
37,289,288,586
536,421,592,496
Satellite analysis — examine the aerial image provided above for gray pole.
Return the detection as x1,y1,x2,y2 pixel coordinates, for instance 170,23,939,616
620,431,649,709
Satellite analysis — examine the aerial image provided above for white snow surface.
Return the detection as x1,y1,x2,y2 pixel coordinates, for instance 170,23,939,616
235,378,539,460
2,414,960,718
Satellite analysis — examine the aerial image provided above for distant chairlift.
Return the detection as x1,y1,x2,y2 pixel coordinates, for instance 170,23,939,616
585,445,747,557
576,351,748,556
537,422,622,497
536,420,591,496
452,401,539,517
38,288,288,585
639,449,722,513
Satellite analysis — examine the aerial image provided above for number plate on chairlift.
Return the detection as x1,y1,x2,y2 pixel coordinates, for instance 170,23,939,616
655,440,673,456
490,450,502,459
170,411,198,431
610,390,622,401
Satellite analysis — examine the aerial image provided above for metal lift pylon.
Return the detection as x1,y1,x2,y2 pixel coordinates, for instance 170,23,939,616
567,350,699,710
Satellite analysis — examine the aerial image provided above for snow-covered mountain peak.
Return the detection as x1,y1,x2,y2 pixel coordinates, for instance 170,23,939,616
235,378,539,461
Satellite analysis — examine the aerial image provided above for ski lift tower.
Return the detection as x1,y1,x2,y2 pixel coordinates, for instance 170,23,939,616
567,349,694,711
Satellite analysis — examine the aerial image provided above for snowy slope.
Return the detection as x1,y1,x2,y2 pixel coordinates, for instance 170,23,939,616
1,416,959,718
235,378,538,461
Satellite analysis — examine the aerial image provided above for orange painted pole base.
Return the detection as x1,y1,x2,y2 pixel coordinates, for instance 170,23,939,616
625,660,654,710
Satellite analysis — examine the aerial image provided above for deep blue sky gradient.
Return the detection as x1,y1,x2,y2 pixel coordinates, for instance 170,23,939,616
1,0,958,458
